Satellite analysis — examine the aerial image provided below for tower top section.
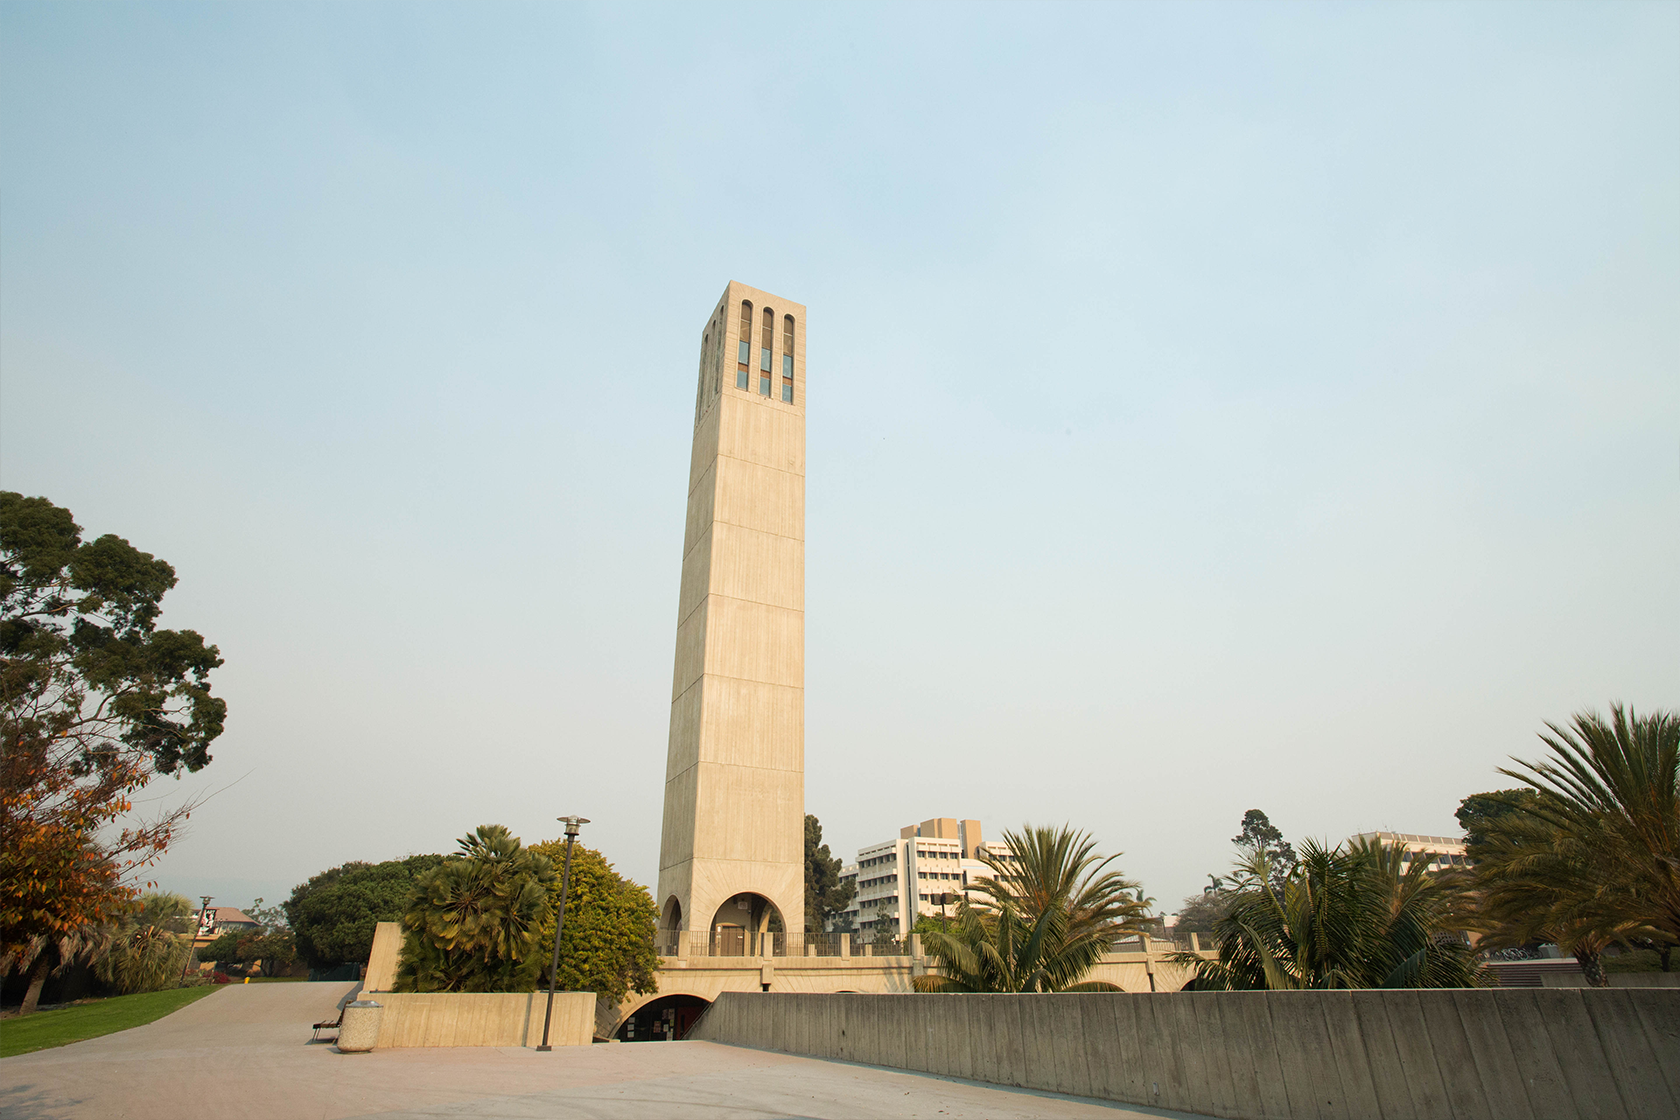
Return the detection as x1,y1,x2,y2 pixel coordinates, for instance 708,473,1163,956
693,282,807,430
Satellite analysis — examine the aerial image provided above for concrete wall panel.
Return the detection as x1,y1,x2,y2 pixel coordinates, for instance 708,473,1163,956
1627,990,1680,1109
1415,987,1493,1120
714,456,802,541
676,526,713,630
363,922,402,994
720,394,804,476
669,602,708,701
683,461,716,557
1191,992,1240,1118
371,992,594,1049
1231,993,1290,1120
687,402,720,495
1347,990,1415,1120
691,989,1674,1119
1109,989,1153,1106
1263,994,1332,1120
1449,989,1536,1120
1386,990,1453,1119
697,676,801,773
1584,991,1677,1120
1316,993,1381,1120
708,524,803,611
701,596,802,689
1536,990,1629,1120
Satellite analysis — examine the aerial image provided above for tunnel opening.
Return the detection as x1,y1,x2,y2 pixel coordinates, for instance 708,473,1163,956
615,994,711,1042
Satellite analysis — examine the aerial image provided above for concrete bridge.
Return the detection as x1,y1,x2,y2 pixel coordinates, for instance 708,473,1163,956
603,933,1212,1041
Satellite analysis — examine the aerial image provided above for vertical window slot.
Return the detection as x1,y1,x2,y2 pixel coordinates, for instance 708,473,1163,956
782,315,795,403
737,300,752,390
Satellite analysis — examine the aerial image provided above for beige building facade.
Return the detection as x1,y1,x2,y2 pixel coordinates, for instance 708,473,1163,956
658,281,807,948
1353,830,1469,872
838,817,1021,939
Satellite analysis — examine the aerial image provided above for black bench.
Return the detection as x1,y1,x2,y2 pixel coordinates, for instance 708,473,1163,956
311,987,361,1041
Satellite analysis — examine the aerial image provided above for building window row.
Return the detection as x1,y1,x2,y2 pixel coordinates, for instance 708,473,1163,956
736,299,796,404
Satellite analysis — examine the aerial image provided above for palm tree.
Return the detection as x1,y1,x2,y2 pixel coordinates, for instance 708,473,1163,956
1470,704,1680,983
397,824,555,993
913,824,1152,993
1177,838,1483,990
96,893,195,995
3,923,117,1015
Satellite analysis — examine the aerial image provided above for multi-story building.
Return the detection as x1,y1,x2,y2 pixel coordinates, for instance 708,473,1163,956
836,818,1020,940
1353,831,1469,872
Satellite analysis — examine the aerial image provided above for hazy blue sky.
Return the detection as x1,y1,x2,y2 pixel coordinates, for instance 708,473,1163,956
3,1,1675,917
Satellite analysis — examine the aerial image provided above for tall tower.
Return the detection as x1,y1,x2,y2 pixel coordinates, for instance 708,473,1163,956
658,281,805,946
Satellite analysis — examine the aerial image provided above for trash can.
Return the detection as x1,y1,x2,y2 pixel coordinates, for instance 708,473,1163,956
336,999,383,1053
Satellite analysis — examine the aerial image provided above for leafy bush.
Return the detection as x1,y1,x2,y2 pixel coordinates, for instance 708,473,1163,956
283,853,443,969
526,839,658,1006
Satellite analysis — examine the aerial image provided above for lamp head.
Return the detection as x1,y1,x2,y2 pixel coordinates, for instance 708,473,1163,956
557,815,590,839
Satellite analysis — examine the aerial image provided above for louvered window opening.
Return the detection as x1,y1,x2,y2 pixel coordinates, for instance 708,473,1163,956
760,307,775,396
695,328,710,426
712,314,723,395
781,315,796,403
736,301,752,390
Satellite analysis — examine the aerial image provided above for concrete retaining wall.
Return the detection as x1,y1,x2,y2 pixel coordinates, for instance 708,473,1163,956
372,991,595,1048
364,921,402,993
1544,972,1680,988
690,990,1679,1119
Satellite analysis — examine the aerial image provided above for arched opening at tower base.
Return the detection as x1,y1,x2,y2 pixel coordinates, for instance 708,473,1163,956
707,892,784,957
615,994,710,1042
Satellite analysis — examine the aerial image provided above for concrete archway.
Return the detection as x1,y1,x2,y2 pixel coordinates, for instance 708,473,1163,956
613,993,711,1042
707,892,784,956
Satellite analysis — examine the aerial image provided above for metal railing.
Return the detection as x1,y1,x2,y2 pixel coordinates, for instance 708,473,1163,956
1108,933,1206,954
658,931,860,959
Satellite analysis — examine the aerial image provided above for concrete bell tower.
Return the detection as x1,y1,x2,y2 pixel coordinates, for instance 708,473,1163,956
657,281,805,947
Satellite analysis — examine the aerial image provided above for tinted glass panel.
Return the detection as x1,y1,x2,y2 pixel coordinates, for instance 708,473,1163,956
759,376,771,396
781,382,793,403
782,355,793,378
736,368,749,389
760,348,771,371
738,340,750,363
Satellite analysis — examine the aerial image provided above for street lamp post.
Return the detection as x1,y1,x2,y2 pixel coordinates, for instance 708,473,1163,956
536,815,589,1052
183,896,213,982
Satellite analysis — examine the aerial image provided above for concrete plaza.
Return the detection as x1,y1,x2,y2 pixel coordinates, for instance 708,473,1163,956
0,983,1203,1119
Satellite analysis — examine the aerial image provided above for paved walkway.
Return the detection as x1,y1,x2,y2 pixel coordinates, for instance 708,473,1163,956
0,983,1207,1119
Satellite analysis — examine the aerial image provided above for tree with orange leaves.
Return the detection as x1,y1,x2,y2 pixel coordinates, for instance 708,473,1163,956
1,492,225,1013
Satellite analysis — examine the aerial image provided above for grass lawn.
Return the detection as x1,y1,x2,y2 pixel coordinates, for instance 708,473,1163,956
1,986,220,1057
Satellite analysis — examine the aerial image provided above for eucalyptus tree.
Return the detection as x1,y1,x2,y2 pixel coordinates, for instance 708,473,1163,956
1,492,224,1010
913,824,1152,993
